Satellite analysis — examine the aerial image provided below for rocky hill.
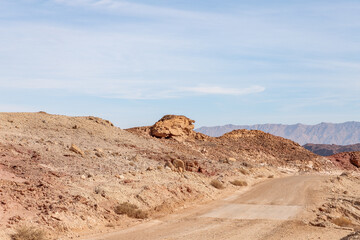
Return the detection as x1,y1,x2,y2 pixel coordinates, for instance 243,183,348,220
0,113,346,240
217,129,318,166
196,122,360,145
304,143,360,156
129,115,329,171
327,152,360,170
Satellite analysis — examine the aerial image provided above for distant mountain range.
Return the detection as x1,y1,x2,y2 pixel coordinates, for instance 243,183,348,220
195,121,360,145
303,143,360,156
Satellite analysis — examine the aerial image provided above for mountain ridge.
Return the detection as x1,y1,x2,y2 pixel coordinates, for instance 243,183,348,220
195,121,360,145
304,143,360,156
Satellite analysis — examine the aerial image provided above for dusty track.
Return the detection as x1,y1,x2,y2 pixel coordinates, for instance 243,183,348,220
83,175,351,240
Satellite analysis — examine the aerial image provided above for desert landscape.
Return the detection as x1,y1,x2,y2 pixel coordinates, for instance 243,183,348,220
2,0,360,239
1,112,360,240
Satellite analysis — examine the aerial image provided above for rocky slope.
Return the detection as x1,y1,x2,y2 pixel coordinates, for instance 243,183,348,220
304,143,360,156
217,129,320,168
0,112,351,240
129,115,329,171
327,152,360,170
196,121,360,145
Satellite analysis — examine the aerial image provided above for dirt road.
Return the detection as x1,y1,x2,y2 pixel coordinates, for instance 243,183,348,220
84,175,350,240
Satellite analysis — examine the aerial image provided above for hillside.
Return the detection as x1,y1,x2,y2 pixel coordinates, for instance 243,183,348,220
0,113,350,240
128,115,326,170
196,121,360,145
327,152,360,170
304,143,360,156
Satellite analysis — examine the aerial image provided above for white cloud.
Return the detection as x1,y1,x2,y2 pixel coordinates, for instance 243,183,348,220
90,84,266,99
0,77,265,100
1,0,360,103
182,86,265,96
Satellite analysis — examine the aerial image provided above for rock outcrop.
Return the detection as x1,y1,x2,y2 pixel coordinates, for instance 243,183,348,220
69,144,85,157
128,115,209,141
327,152,360,170
150,115,195,141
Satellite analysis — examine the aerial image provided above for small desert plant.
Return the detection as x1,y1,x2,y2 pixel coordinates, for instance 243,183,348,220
230,180,248,187
94,186,106,197
332,217,353,227
210,179,225,189
114,202,148,219
105,223,115,228
11,226,46,240
238,168,249,175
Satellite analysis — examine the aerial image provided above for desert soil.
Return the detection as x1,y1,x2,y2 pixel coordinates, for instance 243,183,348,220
84,175,351,240
1,113,360,240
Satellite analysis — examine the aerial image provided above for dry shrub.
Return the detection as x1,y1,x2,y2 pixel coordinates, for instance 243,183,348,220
115,202,148,219
210,179,225,189
154,202,175,214
11,226,46,240
94,186,106,197
332,217,353,227
105,223,115,228
239,168,249,175
230,180,248,187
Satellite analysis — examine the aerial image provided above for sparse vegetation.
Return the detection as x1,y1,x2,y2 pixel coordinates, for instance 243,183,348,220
332,217,353,227
11,226,46,240
210,179,225,189
115,202,148,219
105,223,115,228
94,186,106,197
239,168,249,175
230,180,248,186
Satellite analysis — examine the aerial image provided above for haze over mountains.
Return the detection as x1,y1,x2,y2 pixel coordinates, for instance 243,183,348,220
303,143,360,156
196,121,360,145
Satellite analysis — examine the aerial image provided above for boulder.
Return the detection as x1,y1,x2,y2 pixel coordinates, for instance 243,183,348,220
150,115,195,141
69,144,85,157
327,152,360,170
173,159,185,171
350,153,360,168
164,161,175,171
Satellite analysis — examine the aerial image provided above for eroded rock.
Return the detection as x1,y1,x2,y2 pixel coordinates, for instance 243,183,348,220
69,144,85,157
150,115,195,141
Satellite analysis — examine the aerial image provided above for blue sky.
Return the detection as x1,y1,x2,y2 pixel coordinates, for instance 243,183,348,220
1,0,360,128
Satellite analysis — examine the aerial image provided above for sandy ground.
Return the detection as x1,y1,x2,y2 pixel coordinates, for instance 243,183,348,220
83,175,352,240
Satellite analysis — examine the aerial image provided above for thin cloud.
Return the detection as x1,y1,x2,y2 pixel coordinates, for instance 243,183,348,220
304,59,360,71
53,0,214,20
183,86,265,96
88,85,266,99
0,78,265,100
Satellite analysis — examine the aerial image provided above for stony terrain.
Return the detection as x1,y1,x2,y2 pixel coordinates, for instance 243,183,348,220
0,112,360,240
327,152,360,170
304,143,360,156
129,115,330,171
196,121,360,145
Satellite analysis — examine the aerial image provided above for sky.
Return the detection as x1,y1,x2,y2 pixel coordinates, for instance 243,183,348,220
1,0,360,128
